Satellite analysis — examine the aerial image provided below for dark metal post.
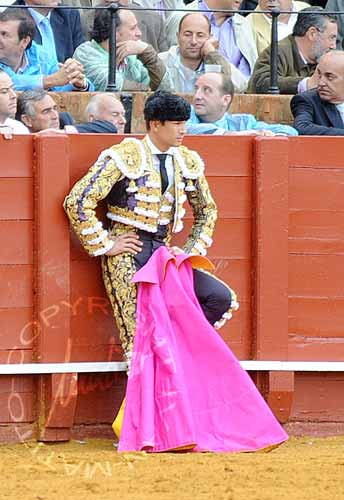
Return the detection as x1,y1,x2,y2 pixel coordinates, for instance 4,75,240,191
121,93,133,133
106,3,118,92
268,8,280,94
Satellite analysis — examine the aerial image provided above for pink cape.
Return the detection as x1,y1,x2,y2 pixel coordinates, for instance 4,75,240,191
118,246,288,452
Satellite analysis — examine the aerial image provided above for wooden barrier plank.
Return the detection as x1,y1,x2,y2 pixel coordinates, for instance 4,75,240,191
289,297,344,340
291,373,344,422
288,338,344,361
0,308,33,349
0,136,33,178
253,138,289,360
290,169,344,212
0,350,32,364
0,221,33,265
289,210,344,255
289,255,344,297
252,137,293,423
289,137,344,168
207,177,252,219
0,375,33,393
74,372,126,424
0,179,33,220
0,392,34,423
34,135,76,441
183,136,254,177
0,266,32,308
70,344,123,363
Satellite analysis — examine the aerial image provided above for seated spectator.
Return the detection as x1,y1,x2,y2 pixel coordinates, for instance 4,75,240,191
120,0,186,48
0,69,29,136
159,13,248,93
61,0,93,40
168,0,257,79
326,0,344,49
187,71,298,135
85,0,168,52
248,7,338,94
73,8,166,91
291,50,344,135
243,0,309,55
240,0,258,11
84,93,127,133
16,89,117,132
13,0,85,63
0,9,93,92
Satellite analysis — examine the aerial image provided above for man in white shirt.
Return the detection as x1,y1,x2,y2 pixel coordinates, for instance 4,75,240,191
0,69,29,137
159,12,248,93
168,0,258,78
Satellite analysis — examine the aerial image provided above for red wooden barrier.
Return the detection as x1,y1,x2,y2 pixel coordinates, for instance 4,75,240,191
0,137,34,442
1,134,344,441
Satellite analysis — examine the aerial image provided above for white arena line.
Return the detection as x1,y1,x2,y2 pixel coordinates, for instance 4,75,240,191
0,361,343,375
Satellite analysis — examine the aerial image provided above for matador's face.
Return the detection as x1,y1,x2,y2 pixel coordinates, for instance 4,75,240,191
150,120,187,150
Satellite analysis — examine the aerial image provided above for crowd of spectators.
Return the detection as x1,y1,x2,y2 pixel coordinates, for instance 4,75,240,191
0,0,343,137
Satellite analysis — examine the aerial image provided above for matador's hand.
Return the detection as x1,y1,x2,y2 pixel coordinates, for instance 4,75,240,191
105,232,143,256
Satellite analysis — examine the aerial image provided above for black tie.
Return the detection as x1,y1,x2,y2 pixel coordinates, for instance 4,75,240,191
157,154,168,194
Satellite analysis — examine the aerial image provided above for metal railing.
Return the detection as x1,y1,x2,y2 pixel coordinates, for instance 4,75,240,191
1,4,343,94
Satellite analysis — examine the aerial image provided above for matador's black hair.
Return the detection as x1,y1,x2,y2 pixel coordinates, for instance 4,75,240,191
144,91,191,129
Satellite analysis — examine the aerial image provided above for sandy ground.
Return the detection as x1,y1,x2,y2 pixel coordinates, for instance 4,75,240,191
1,436,344,500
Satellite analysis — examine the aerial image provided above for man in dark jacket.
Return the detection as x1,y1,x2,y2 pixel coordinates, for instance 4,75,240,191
13,0,85,63
248,7,337,94
291,50,344,135
326,0,344,49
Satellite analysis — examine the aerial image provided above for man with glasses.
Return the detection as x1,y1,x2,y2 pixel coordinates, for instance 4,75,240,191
0,69,29,137
248,7,338,94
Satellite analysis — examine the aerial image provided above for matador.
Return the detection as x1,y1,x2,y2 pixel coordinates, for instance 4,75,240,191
64,91,238,366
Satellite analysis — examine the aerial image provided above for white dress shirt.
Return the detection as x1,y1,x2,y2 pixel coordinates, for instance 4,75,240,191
335,102,344,124
145,134,176,189
1,118,30,134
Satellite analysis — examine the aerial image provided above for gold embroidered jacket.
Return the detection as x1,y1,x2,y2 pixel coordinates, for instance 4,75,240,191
64,137,217,257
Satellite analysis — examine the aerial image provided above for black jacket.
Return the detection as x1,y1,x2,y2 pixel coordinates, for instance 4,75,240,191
291,89,344,136
13,0,85,62
59,112,118,133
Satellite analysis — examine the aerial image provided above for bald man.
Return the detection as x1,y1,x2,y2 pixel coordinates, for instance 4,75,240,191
85,94,127,133
158,12,248,94
291,51,344,135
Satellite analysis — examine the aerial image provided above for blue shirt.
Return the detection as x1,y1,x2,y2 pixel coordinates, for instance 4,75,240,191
0,41,94,92
198,0,251,77
28,8,58,65
187,107,298,136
